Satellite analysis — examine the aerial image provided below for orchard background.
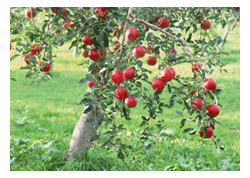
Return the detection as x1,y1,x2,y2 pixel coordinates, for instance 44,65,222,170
8,4,244,172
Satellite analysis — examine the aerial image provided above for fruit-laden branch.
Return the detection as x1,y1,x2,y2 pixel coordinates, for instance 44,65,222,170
117,7,133,63
129,13,195,65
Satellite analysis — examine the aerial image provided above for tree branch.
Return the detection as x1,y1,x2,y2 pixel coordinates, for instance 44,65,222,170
117,7,133,64
129,14,195,65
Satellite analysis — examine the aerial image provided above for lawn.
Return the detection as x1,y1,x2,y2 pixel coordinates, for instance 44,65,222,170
10,24,240,171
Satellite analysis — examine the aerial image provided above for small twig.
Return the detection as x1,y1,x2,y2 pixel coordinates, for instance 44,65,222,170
117,7,133,64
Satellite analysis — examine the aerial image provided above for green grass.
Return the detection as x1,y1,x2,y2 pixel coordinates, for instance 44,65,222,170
10,25,240,171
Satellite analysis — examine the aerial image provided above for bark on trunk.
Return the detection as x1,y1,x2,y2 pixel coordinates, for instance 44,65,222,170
72,46,78,56
65,47,106,160
65,101,104,160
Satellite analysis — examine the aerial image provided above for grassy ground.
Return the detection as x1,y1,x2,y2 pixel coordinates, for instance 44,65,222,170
10,25,240,171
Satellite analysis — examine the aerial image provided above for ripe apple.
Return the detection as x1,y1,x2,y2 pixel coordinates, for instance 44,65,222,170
206,104,219,118
133,46,146,58
171,48,177,54
235,7,240,11
125,28,139,41
111,70,124,84
62,9,67,16
188,89,197,95
25,8,37,18
30,44,42,55
10,44,12,50
169,68,176,78
51,7,58,13
146,56,157,66
64,19,75,28
95,8,107,20
114,44,119,51
54,29,61,34
83,35,93,45
88,79,96,88
201,20,211,30
123,68,135,80
160,68,174,82
39,62,51,72
125,96,137,108
24,53,32,64
115,86,128,100
158,17,170,28
114,40,120,45
203,78,217,92
88,49,101,61
199,126,213,139
192,99,203,109
192,63,203,72
147,44,154,52
152,78,165,92
81,49,89,58
113,30,117,37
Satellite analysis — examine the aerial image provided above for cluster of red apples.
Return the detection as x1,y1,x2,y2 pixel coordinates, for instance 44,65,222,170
23,44,51,72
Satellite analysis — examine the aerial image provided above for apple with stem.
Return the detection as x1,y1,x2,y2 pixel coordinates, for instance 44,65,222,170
115,86,128,100
206,104,219,118
133,46,146,58
125,28,139,41
199,126,213,139
123,68,135,80
146,56,157,66
203,78,217,92
152,78,165,91
88,49,101,61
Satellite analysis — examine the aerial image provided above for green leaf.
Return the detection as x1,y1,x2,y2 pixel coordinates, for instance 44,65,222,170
175,110,183,116
182,128,196,135
10,54,20,62
83,105,92,114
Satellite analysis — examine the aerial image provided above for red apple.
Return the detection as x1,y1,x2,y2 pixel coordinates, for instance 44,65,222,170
123,68,135,80
39,62,50,72
171,48,177,54
192,99,204,109
64,19,75,28
81,49,89,58
201,20,211,30
199,126,213,139
88,49,101,61
51,7,58,13
88,79,96,88
152,78,165,92
25,8,37,18
158,17,170,28
111,70,124,84
24,53,32,64
147,44,154,52
30,44,42,55
188,89,197,95
10,44,12,50
54,29,61,34
206,104,219,118
235,7,240,11
62,9,67,16
169,68,176,78
114,44,119,51
113,30,117,37
192,63,203,72
203,78,217,92
146,56,157,66
125,28,139,41
115,86,128,100
133,46,146,58
114,40,120,45
95,8,107,20
125,96,137,108
160,68,174,82
83,35,93,45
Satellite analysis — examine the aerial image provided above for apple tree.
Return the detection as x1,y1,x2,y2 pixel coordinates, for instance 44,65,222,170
10,7,240,160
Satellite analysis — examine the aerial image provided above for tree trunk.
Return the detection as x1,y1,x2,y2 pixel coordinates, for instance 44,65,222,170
65,47,106,160
72,46,78,56
221,22,231,46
